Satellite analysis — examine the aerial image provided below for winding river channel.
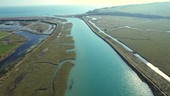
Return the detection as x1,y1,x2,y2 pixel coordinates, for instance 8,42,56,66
0,31,48,71
65,18,153,96
0,21,56,72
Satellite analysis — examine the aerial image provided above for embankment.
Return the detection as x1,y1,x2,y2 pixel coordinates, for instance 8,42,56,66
81,17,170,96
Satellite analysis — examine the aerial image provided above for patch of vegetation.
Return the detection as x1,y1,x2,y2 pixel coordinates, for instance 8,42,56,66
86,16,149,31
132,19,170,31
27,22,49,33
0,31,8,37
0,44,15,55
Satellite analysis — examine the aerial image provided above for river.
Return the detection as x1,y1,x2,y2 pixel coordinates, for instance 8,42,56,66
65,18,153,96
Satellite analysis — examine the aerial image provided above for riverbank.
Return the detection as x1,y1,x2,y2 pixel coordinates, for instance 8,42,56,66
0,18,75,96
81,16,170,96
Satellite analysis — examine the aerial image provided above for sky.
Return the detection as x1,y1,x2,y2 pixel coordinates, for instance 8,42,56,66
1,0,170,7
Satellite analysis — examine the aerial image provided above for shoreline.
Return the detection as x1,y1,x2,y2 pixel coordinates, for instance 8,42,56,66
80,16,170,96
0,16,48,21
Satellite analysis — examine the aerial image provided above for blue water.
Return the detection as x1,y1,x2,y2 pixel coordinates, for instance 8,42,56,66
0,22,22,31
0,5,100,17
65,18,153,96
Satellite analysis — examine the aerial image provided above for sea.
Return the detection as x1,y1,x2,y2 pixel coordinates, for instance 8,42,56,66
0,5,101,17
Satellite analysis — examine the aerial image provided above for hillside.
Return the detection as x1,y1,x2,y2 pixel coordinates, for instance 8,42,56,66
86,2,170,19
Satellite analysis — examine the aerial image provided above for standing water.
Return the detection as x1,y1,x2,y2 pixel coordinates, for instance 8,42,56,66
65,18,153,96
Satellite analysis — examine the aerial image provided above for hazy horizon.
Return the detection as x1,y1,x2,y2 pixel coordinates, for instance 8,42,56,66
1,0,170,7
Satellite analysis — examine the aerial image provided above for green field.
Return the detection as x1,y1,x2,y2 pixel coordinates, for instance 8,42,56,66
132,19,170,31
86,15,170,76
0,33,26,59
0,44,15,55
0,31,11,55
0,31,8,37
86,16,150,31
